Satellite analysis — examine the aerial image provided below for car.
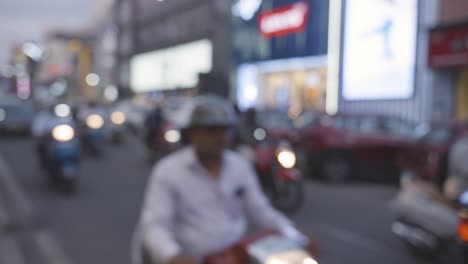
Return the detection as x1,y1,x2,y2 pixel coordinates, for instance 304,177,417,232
0,99,36,135
397,121,468,188
298,112,415,182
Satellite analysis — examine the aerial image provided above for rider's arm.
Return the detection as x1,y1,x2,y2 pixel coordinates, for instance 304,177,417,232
241,163,310,245
141,165,181,263
242,163,293,230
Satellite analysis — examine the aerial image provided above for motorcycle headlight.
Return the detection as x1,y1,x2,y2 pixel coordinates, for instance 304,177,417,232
52,125,75,142
254,128,266,141
86,114,104,129
277,149,297,169
266,257,317,264
164,130,181,143
111,111,126,125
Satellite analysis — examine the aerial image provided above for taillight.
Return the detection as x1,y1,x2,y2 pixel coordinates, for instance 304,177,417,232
458,218,468,243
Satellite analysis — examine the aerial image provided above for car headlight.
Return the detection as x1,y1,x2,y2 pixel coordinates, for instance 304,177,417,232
86,114,104,129
277,149,297,169
52,125,75,142
164,130,181,143
111,111,126,125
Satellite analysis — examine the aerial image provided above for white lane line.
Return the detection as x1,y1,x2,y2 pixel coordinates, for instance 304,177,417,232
0,236,26,264
0,154,35,220
34,231,73,264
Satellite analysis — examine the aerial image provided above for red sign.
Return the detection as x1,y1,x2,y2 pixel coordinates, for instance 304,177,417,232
258,2,309,38
428,25,468,68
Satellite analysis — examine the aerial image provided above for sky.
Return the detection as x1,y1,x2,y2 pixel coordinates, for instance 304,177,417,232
0,0,111,65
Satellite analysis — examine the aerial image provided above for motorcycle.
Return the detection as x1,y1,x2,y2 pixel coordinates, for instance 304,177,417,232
390,172,459,261
81,113,106,156
239,127,304,213
42,124,80,193
145,120,182,162
205,230,319,264
455,190,468,263
108,110,126,144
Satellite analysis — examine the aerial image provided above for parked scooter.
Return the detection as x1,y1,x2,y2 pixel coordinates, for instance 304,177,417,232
239,127,303,213
42,124,80,193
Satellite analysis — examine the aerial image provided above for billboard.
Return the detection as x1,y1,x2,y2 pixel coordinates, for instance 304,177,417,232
342,0,418,100
130,39,212,92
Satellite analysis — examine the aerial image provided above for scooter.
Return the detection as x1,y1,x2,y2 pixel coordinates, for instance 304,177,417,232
43,124,80,193
204,230,319,264
390,173,459,261
455,190,468,263
81,113,106,156
145,120,182,162
240,128,304,213
108,110,126,144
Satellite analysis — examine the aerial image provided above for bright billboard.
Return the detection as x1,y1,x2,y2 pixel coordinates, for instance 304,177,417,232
342,0,418,100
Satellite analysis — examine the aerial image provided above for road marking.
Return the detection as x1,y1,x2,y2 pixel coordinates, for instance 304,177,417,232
34,231,73,264
0,154,35,220
0,236,26,264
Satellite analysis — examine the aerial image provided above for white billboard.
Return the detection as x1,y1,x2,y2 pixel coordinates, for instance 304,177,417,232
342,0,418,100
130,39,212,92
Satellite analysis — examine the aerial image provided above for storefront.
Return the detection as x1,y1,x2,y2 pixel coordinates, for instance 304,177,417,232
232,0,329,115
428,21,468,121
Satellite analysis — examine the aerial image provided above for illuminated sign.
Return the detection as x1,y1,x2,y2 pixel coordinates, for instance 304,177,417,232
429,26,468,68
258,2,309,38
342,0,418,100
232,0,263,21
130,39,212,92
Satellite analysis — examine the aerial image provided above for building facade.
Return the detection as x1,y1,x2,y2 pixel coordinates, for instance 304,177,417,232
337,0,441,123
428,0,468,121
115,0,232,97
232,0,329,115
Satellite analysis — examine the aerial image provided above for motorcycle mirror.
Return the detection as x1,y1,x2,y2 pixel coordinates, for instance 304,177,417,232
459,191,468,207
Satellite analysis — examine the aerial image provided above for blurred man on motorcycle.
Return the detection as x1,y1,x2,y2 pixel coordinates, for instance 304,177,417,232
444,135,468,202
32,104,76,165
132,95,307,264
144,103,164,148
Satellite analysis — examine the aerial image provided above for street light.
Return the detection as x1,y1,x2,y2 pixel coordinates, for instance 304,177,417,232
22,42,43,62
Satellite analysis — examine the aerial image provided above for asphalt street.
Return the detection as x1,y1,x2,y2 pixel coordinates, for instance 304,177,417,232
0,133,430,264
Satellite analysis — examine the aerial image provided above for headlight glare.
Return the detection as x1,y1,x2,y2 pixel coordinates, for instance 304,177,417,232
52,125,75,142
111,111,126,125
164,130,181,143
86,114,104,129
277,149,297,169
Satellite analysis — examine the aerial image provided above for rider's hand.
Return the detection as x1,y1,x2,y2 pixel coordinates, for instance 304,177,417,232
168,255,197,264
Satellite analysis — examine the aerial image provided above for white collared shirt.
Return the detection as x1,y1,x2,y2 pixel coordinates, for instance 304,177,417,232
132,146,293,264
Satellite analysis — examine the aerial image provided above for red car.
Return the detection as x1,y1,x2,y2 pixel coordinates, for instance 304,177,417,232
397,121,468,187
298,112,415,182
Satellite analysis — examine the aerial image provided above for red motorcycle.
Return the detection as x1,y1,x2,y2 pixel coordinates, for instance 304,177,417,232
205,230,319,264
145,120,182,161
239,127,304,213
